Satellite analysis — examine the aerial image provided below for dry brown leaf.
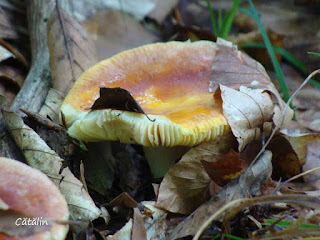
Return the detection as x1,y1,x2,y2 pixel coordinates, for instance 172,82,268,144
0,209,52,238
156,133,237,215
39,88,65,124
107,192,138,209
0,64,26,87
168,150,272,239
132,208,147,240
267,135,302,178
83,10,158,61
109,201,168,240
3,111,101,229
211,39,293,151
292,88,320,132
0,6,18,39
281,131,320,166
201,149,243,186
47,4,97,94
303,141,320,189
232,29,284,69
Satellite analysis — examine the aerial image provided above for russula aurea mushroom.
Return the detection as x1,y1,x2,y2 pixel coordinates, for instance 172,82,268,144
0,157,69,240
60,41,230,177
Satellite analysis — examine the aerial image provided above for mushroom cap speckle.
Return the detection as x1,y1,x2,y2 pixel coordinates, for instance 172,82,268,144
0,157,69,240
61,41,230,147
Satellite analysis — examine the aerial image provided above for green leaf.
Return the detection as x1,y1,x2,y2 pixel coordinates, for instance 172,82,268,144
205,0,217,36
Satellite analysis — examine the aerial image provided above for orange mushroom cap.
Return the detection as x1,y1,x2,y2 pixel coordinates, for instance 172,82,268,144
0,157,69,240
61,41,230,147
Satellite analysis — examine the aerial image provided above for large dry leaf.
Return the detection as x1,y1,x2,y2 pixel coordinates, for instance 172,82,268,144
109,201,168,240
303,141,320,189
211,39,293,151
83,10,158,61
169,150,272,239
3,111,101,229
47,4,97,94
156,133,237,215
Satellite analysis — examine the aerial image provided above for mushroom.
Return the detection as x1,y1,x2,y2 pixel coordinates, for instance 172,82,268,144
60,41,230,177
0,157,69,239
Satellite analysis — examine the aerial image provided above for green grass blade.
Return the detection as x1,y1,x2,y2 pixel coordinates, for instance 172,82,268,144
218,0,223,34
264,219,320,229
205,0,217,36
221,0,241,39
308,51,320,57
241,1,291,102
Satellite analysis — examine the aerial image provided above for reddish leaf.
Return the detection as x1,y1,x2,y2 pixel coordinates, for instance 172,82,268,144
201,149,243,186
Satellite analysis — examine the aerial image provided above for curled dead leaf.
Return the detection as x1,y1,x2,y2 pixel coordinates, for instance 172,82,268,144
211,39,293,151
156,133,237,215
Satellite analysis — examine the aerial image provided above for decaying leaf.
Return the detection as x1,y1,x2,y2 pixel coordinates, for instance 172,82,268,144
89,87,155,122
107,192,138,209
267,135,302,178
132,208,147,240
201,149,243,186
47,4,97,93
293,88,320,132
303,141,320,189
39,88,65,124
0,6,18,39
0,209,51,237
3,111,101,229
211,38,293,151
217,85,274,152
157,133,237,215
83,10,158,61
109,201,168,240
168,150,272,239
281,131,320,166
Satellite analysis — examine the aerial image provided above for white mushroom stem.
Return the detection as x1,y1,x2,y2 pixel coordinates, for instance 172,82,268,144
143,146,190,178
